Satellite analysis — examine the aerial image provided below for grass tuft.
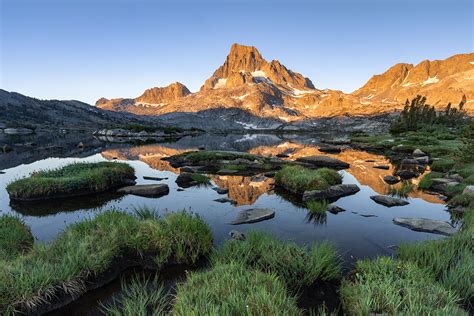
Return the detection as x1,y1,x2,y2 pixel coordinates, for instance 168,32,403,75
6,162,135,200
190,173,211,184
341,256,465,315
275,166,342,194
173,261,301,315
212,231,340,291
387,182,415,198
418,171,443,190
431,159,456,173
0,215,34,260
306,200,329,215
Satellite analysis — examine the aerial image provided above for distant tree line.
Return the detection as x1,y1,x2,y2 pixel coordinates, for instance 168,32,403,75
390,95,467,133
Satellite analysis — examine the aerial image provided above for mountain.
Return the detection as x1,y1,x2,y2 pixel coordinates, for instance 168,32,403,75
352,53,474,113
96,44,473,120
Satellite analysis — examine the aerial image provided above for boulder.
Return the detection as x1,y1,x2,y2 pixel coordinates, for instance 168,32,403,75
383,175,400,185
118,184,169,198
175,172,204,187
327,205,346,214
393,217,456,236
401,158,419,166
303,184,360,202
373,165,390,170
296,156,349,169
395,170,418,180
264,171,276,178
2,144,13,153
229,230,246,241
414,156,429,164
413,149,426,157
463,185,474,196
229,208,275,225
370,195,409,207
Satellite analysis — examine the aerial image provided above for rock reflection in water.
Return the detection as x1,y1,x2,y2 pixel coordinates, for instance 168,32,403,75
210,175,274,206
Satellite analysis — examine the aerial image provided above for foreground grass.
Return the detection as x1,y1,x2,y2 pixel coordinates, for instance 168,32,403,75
341,256,465,315
0,215,33,260
0,210,212,314
6,162,135,200
275,165,342,194
173,261,301,315
190,173,211,184
212,231,340,291
387,182,415,198
101,275,169,316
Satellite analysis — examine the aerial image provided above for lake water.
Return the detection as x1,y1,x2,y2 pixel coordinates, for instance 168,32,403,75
0,132,454,269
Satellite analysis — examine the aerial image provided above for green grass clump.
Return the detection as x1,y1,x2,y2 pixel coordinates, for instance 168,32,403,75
431,158,456,173
190,173,211,184
6,162,135,200
173,261,301,315
387,182,415,198
100,275,169,316
306,200,329,215
212,231,340,291
0,210,212,314
418,171,444,190
275,166,342,194
341,256,464,315
0,215,33,260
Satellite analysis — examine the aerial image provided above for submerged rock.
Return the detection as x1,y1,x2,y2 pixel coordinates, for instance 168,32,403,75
229,230,246,241
393,217,456,236
373,165,389,170
327,205,346,214
214,197,235,204
303,184,360,202
143,176,168,181
383,175,400,185
322,138,351,145
229,208,275,225
118,184,169,198
296,156,349,169
216,188,229,194
370,195,409,207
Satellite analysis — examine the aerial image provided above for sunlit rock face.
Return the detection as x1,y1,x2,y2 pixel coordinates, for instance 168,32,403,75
96,43,474,120
210,175,274,206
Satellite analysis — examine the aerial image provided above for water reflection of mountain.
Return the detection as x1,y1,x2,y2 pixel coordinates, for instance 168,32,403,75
210,175,274,206
101,138,443,205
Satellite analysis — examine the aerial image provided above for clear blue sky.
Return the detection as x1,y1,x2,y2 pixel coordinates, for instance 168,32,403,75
1,0,472,104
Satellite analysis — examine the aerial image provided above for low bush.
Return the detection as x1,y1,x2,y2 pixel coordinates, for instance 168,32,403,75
173,262,301,315
341,256,464,315
275,166,342,194
6,162,135,200
0,215,33,260
212,231,340,291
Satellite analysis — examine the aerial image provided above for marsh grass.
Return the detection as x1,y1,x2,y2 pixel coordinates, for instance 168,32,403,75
212,231,340,291
0,215,33,260
173,261,301,315
418,171,443,190
449,194,474,208
100,274,169,316
306,200,329,215
387,182,415,198
179,150,261,162
431,158,456,173
132,206,160,220
0,210,212,314
341,256,464,315
6,162,135,200
190,173,211,184
275,166,342,194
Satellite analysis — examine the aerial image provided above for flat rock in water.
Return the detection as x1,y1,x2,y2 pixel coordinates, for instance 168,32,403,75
327,205,346,214
370,195,409,207
296,156,349,169
373,165,390,170
229,208,275,225
216,188,229,194
318,146,342,154
143,176,168,181
118,184,169,198
214,198,234,204
393,217,457,236
217,169,240,175
383,175,400,185
303,184,360,202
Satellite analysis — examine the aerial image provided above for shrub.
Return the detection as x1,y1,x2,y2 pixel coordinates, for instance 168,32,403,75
173,262,301,315
275,166,342,194
6,162,135,200
212,231,340,291
341,257,464,315
0,215,33,260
